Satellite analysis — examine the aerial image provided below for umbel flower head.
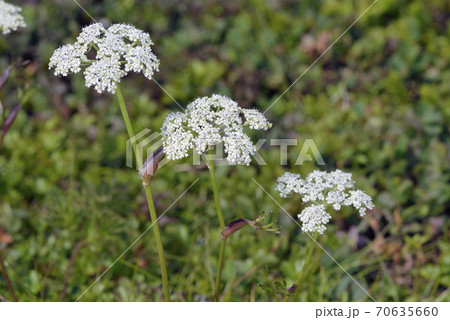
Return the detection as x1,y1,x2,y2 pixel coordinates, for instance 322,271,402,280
161,94,271,165
49,23,159,93
276,169,374,234
0,0,26,35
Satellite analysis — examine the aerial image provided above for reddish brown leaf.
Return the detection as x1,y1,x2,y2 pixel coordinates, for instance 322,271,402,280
0,66,12,91
221,218,251,239
0,228,13,246
139,146,165,185
287,284,297,294
393,207,402,228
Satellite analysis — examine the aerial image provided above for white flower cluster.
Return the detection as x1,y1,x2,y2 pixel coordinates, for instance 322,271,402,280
0,0,26,35
276,169,374,234
49,23,159,93
161,94,272,165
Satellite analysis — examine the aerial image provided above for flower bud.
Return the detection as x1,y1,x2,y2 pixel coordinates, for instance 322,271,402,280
221,218,251,239
139,146,165,185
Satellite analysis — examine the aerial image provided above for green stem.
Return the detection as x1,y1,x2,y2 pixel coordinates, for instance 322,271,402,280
286,231,318,302
144,184,170,301
0,251,17,301
115,86,170,302
115,87,137,157
207,150,227,301
214,238,227,301
208,153,225,230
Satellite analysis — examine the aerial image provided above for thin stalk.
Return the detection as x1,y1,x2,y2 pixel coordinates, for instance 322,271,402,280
115,87,136,153
207,152,225,230
144,184,170,301
0,251,17,301
286,231,318,302
115,86,170,302
207,151,227,301
215,238,227,301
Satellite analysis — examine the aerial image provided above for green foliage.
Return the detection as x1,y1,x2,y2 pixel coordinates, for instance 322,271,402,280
0,0,448,302
259,280,297,298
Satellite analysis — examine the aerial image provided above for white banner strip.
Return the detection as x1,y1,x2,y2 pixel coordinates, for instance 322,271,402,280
0,302,448,320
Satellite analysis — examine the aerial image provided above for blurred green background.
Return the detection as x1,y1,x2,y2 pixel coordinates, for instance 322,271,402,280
0,0,449,301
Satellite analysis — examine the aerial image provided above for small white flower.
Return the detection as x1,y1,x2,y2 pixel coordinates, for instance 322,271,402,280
0,0,26,35
49,44,86,76
299,204,331,234
344,190,374,216
49,23,159,94
161,94,272,165
276,169,374,234
84,56,125,94
242,109,272,130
